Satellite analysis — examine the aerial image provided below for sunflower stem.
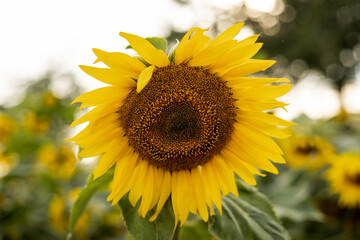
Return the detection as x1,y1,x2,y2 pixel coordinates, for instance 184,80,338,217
172,224,181,240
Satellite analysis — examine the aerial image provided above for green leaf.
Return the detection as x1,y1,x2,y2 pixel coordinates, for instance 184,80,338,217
70,167,114,231
126,37,168,53
208,180,290,240
146,37,168,53
168,40,179,63
119,193,175,240
261,170,323,223
181,218,213,240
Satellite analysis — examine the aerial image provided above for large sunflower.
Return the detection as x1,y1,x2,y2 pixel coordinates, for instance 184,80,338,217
69,23,293,226
326,153,360,208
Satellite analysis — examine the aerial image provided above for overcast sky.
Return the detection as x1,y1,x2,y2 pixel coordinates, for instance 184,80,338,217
0,0,358,118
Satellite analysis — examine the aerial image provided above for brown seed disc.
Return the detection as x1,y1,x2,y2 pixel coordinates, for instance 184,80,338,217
346,174,360,186
119,64,236,171
295,145,319,157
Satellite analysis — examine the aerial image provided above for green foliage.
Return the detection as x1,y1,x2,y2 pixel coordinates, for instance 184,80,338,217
119,195,175,240
70,167,115,231
145,37,168,53
180,219,213,240
208,181,290,240
0,74,126,240
254,0,360,89
259,169,323,223
117,179,289,240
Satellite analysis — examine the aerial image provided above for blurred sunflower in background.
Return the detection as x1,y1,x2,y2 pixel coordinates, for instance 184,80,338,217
37,143,77,179
326,153,360,208
0,112,17,143
0,151,18,178
42,92,59,108
48,190,92,240
280,134,335,170
22,111,50,135
69,23,293,226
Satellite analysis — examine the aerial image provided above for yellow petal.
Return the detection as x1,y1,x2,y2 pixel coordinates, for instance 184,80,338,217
202,163,222,215
150,170,171,222
210,22,244,46
198,166,214,215
242,161,266,177
92,48,146,78
234,98,289,111
177,170,190,226
79,65,136,87
175,28,209,64
211,43,263,73
137,65,155,93
72,86,131,108
209,158,230,195
171,172,180,230
186,172,198,215
190,168,209,222
119,32,170,67
226,77,291,89
232,132,286,165
188,40,238,67
72,114,120,144
108,151,139,203
234,123,283,155
72,121,121,148
221,150,257,186
237,34,260,46
212,156,238,196
70,103,120,127
138,165,155,218
129,160,148,206
236,114,292,139
238,110,295,127
93,138,129,179
233,84,292,100
220,59,276,78
77,126,123,156
224,142,279,174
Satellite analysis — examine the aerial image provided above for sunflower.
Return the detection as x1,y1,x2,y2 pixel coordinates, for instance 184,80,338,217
22,111,50,135
69,23,293,227
280,135,335,170
0,151,18,178
37,144,77,179
0,112,17,143
326,153,360,208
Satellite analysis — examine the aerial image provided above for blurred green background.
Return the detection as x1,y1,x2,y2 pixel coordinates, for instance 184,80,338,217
1,0,360,239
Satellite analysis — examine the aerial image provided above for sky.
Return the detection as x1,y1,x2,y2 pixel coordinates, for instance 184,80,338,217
0,0,359,119
0,0,262,102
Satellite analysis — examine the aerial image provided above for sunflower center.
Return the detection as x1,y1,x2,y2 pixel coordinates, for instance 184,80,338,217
119,64,236,171
158,104,200,142
295,145,318,157
346,174,360,186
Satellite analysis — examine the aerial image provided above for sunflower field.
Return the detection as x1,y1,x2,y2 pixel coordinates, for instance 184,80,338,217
1,0,360,239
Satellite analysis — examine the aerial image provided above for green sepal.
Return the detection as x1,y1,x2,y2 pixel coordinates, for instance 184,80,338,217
168,40,180,63
135,56,150,67
119,194,175,240
69,167,114,232
208,180,290,240
126,37,168,53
